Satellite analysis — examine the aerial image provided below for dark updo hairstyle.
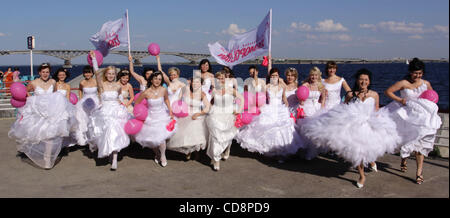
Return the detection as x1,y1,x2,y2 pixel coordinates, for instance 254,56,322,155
117,70,130,82
53,67,70,82
351,68,372,99
199,59,212,73
325,61,338,76
38,63,51,72
266,68,280,84
189,76,204,93
147,71,166,88
82,65,93,75
142,67,156,78
248,65,258,72
222,66,234,78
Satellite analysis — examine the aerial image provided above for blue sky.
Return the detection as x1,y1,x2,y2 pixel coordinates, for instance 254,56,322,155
0,0,448,65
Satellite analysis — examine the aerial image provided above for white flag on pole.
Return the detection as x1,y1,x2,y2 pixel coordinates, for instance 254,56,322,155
90,12,129,57
208,10,271,68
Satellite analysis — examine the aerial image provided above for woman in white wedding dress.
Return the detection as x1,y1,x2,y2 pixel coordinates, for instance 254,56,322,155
9,63,72,169
87,51,131,171
383,57,442,184
206,70,243,171
299,69,400,188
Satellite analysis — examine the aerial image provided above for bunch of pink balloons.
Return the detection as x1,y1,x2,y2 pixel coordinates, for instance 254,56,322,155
10,82,27,108
124,92,150,135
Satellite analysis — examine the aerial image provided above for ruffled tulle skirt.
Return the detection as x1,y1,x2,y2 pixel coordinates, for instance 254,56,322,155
8,92,72,168
382,99,442,158
299,102,401,167
167,114,208,155
206,107,238,161
87,102,130,158
135,109,176,148
236,103,302,157
74,95,100,146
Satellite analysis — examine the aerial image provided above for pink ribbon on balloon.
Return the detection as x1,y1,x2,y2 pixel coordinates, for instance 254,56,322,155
261,56,268,67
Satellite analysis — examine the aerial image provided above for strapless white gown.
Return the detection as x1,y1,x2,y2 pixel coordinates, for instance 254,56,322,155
286,88,300,118
299,97,401,167
135,97,177,148
167,95,209,154
206,93,238,161
74,87,100,146
87,91,131,158
56,89,78,147
382,81,442,158
236,88,302,156
8,85,72,169
323,78,345,110
299,90,322,117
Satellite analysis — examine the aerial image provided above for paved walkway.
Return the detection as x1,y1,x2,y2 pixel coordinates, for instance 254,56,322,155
0,118,448,198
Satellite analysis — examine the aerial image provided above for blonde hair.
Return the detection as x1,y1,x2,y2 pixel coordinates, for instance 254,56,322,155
168,67,180,76
215,70,226,78
100,66,117,82
284,67,298,86
303,66,324,91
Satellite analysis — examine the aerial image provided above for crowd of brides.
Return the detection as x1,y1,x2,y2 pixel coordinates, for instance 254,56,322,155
8,52,442,188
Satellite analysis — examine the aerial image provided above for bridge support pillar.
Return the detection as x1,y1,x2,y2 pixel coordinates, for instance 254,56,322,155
63,59,72,68
134,58,143,67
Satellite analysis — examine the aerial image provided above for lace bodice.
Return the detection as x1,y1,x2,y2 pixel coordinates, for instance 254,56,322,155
285,88,299,108
400,81,427,100
267,87,284,105
212,92,235,112
202,78,213,93
56,89,67,96
34,85,54,96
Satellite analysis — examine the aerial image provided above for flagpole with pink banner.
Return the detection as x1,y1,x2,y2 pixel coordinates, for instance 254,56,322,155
269,8,272,66
126,9,131,56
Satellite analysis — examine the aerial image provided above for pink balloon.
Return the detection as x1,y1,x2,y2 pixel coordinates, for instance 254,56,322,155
172,100,189,118
255,92,266,107
124,119,144,135
244,91,256,110
133,104,148,121
419,90,439,103
148,43,160,56
69,92,78,105
241,112,254,125
261,56,268,67
134,92,148,107
87,50,103,67
10,98,26,108
296,86,309,101
10,82,27,101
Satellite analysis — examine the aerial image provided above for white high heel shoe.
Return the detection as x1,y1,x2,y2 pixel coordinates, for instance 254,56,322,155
213,161,220,171
370,163,378,172
356,183,364,188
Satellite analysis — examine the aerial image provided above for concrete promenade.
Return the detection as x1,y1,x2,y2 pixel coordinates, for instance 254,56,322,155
0,118,448,198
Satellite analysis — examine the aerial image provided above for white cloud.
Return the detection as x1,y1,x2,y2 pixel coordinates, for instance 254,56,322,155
360,21,425,34
359,24,376,31
222,24,246,35
183,29,192,32
290,22,312,32
315,19,348,32
304,33,352,42
408,35,423,39
0,32,5,37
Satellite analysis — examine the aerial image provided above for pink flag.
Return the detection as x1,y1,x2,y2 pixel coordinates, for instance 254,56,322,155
90,12,129,57
208,10,271,68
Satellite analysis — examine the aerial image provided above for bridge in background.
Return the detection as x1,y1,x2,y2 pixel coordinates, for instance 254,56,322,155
0,50,211,68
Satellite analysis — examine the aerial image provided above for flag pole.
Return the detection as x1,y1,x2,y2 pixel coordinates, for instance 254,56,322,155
268,8,272,72
126,9,131,56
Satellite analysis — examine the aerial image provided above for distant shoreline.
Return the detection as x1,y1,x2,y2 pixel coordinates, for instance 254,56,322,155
1,59,448,68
